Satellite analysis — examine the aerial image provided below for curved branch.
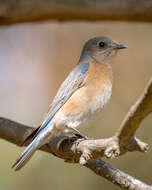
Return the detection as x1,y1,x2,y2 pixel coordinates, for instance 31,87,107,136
0,118,151,190
116,77,152,146
0,0,152,25
0,77,152,189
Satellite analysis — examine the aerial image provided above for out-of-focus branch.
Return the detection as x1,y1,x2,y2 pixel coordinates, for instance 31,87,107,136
1,0,152,25
0,77,152,189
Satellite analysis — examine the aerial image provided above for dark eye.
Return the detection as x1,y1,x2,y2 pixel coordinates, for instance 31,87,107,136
98,41,105,48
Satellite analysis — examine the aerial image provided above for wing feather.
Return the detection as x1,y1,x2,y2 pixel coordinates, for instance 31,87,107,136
23,63,90,143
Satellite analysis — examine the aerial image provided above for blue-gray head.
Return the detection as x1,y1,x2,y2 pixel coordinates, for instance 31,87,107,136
80,37,127,63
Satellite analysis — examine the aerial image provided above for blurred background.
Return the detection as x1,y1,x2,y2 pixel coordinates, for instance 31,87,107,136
0,21,152,190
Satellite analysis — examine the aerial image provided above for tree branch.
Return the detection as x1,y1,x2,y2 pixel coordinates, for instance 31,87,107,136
0,0,152,25
0,77,152,189
116,77,152,149
86,160,152,190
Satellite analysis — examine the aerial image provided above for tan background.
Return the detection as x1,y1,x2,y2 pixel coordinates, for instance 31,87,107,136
0,22,152,190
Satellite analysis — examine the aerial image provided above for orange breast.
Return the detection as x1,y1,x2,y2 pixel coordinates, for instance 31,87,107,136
85,61,113,88
59,61,113,117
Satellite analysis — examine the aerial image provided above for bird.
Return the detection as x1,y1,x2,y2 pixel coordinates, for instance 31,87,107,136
12,36,127,171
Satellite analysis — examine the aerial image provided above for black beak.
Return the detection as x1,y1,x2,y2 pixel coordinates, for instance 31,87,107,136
116,44,128,49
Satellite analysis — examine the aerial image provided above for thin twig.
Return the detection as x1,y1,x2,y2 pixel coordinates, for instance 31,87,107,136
116,77,152,146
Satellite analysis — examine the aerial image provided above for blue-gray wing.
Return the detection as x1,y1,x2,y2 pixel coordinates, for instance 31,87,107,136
42,62,90,128
23,62,90,142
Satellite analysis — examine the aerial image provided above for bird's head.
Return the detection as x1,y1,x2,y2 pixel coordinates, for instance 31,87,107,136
80,36,127,63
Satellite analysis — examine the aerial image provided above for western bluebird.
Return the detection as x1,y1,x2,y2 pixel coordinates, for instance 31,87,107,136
12,37,127,171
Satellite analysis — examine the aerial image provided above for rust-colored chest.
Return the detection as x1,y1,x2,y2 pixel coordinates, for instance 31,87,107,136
85,61,113,90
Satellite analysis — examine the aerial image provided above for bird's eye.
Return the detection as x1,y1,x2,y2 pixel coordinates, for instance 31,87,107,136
98,41,105,48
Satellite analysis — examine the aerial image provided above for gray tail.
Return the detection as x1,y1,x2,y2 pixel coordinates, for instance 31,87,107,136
12,140,38,171
12,120,54,171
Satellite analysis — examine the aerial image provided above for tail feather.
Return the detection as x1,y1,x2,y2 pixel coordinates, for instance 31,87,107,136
12,141,38,171
13,120,55,171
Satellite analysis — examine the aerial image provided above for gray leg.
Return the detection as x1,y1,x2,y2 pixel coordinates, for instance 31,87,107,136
69,127,87,138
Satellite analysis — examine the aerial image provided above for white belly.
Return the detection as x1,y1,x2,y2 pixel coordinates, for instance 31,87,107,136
89,85,112,115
